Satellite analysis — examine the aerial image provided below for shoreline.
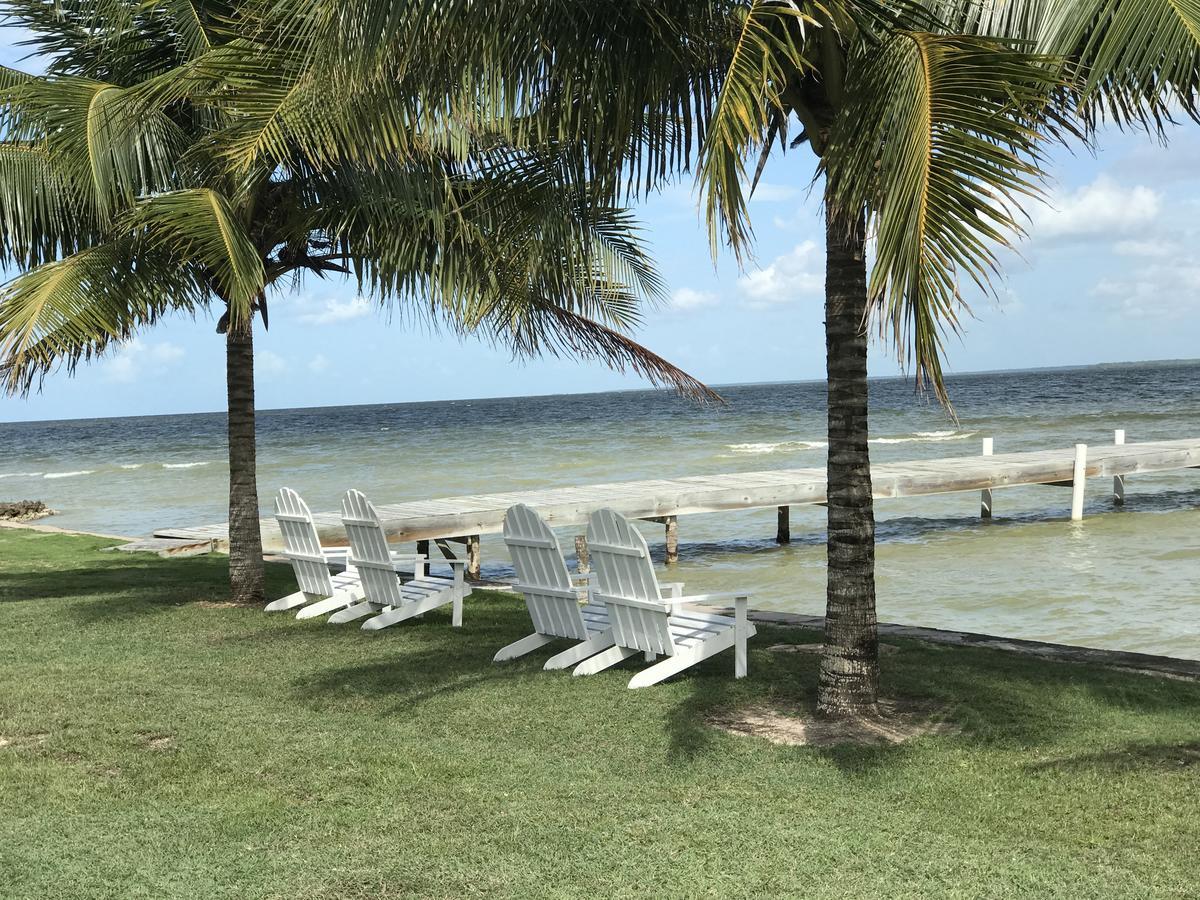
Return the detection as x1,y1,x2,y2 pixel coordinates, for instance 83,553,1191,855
4,521,1196,679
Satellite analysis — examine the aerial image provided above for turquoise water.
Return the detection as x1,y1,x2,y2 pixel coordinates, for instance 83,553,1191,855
3,360,1198,658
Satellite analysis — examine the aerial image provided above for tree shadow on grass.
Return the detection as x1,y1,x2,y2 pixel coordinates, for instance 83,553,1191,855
1027,740,1200,773
660,626,1200,774
2,553,304,632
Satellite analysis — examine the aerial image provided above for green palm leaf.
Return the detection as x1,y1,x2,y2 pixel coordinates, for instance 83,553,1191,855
0,240,208,394
824,30,1064,402
126,188,265,319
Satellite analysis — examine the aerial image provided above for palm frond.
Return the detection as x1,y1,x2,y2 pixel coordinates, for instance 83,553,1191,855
698,0,815,260
0,73,187,215
825,30,1065,402
0,240,208,394
126,188,264,318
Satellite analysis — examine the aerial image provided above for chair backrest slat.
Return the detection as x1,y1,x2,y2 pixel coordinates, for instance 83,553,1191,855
587,508,674,655
341,490,404,607
503,504,587,641
275,487,335,597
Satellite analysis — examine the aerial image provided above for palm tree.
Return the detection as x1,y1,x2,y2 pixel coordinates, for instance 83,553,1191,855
269,0,1200,714
0,1,713,604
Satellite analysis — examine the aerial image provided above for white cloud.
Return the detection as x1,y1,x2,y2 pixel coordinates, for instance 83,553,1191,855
1033,177,1161,241
1092,262,1200,320
737,241,823,308
256,351,288,376
669,287,719,311
298,296,373,325
102,339,185,384
749,181,800,203
308,354,331,374
1114,239,1175,259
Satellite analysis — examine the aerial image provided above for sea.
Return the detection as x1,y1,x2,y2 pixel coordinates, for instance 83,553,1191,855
2,360,1198,658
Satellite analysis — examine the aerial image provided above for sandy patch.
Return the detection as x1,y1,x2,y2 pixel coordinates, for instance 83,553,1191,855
0,732,50,750
137,733,176,751
709,700,957,748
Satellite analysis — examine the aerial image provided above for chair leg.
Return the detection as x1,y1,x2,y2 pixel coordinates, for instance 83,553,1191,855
294,587,362,620
572,644,640,677
362,604,422,631
543,629,616,670
264,590,309,612
494,632,557,663
327,600,376,624
627,631,736,689
451,587,464,628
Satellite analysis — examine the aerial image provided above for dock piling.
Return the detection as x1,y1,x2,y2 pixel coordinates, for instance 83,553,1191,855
664,516,679,565
1071,443,1088,521
466,534,481,580
574,535,590,573
1114,430,1126,505
981,437,994,519
776,506,791,544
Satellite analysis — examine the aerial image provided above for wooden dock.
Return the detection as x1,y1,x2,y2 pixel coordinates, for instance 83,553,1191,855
155,435,1200,575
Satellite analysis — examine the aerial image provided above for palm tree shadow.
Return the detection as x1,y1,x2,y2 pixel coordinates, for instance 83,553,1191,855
277,591,575,715
2,553,296,625
660,628,1200,774
1027,740,1200,773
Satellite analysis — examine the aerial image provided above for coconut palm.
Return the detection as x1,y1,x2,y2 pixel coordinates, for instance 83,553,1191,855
266,0,1200,714
0,1,712,604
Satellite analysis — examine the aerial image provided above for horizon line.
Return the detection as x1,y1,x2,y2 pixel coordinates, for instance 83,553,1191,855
2,355,1198,427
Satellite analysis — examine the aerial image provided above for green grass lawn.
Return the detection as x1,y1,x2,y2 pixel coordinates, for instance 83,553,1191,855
1,527,1198,899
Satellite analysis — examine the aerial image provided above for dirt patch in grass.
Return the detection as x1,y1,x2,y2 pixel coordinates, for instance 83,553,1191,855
194,600,242,609
0,732,50,751
136,733,176,752
709,700,958,748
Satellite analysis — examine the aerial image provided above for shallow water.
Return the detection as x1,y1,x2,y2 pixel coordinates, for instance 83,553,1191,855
3,360,1198,658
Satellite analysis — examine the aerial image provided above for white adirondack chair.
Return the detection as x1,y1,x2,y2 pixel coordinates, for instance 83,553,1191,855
265,487,365,616
495,504,615,669
579,507,755,688
328,489,469,631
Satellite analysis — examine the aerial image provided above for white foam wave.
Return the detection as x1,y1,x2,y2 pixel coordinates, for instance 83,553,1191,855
871,431,977,445
120,464,143,469
0,472,42,479
163,462,210,469
726,440,828,454
43,470,94,479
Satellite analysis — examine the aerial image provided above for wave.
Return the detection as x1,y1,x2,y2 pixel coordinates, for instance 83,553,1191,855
0,472,42,479
871,432,977,445
726,440,827,455
163,461,210,469
120,464,143,470
43,470,94,479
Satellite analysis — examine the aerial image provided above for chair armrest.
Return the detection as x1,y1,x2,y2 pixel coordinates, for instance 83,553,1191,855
659,582,685,599
662,591,752,608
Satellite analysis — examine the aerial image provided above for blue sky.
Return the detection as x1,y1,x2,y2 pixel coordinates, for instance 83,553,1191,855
2,29,1199,423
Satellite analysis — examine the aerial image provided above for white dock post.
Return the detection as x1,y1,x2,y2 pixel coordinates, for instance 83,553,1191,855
1071,443,1088,521
1114,429,1126,506
981,437,994,519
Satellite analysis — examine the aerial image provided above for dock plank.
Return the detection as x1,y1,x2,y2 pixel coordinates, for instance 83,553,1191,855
154,438,1200,551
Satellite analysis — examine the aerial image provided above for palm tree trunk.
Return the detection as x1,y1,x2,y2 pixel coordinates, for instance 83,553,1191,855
226,314,265,605
817,198,879,716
